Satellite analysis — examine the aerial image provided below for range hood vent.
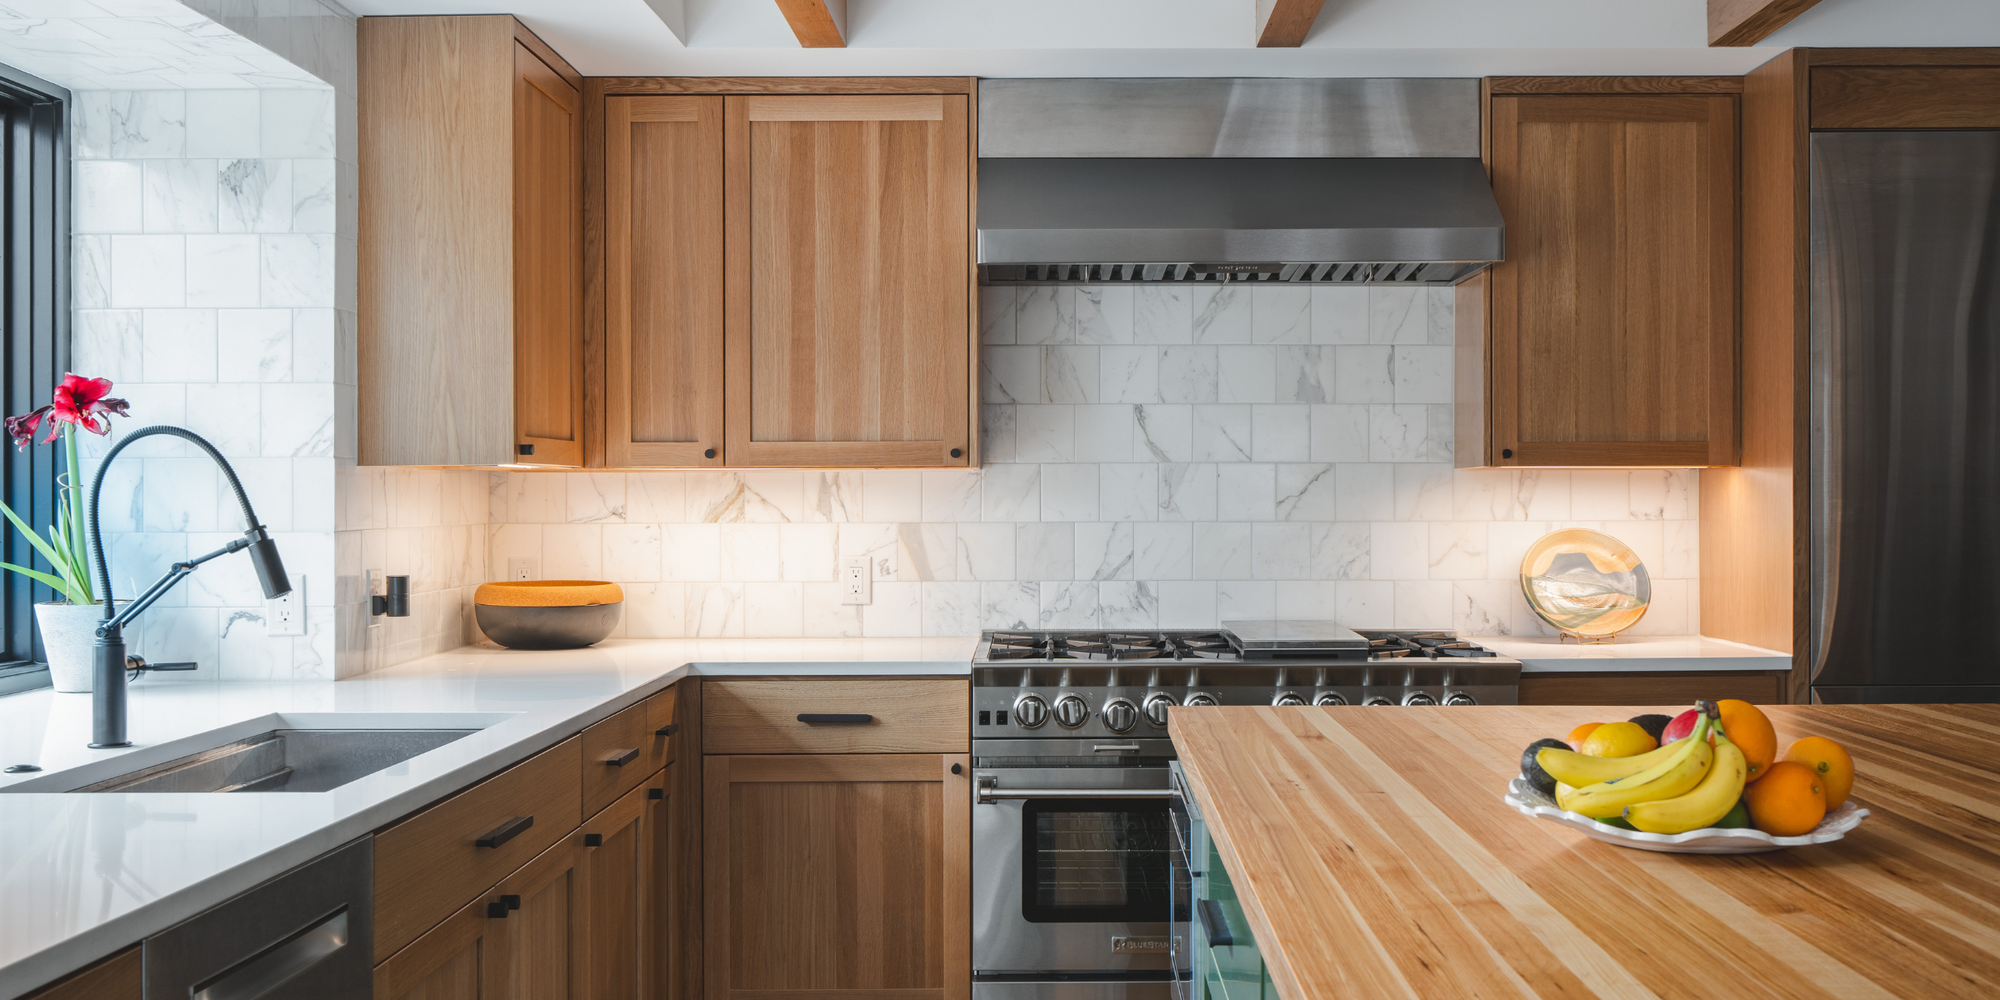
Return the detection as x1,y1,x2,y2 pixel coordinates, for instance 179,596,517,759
975,80,1504,286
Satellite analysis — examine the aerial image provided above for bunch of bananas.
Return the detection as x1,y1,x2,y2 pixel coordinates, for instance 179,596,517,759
1533,701,1749,834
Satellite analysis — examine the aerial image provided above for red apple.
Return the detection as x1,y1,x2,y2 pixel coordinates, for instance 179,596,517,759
1660,708,1702,744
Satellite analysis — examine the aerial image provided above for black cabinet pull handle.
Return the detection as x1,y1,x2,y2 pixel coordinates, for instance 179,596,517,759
1199,899,1234,948
950,447,963,458
648,787,664,800
584,833,603,847
951,763,963,775
704,448,716,459
487,901,510,919
604,748,639,767
656,723,678,736
476,815,533,848
502,894,520,910
798,713,872,725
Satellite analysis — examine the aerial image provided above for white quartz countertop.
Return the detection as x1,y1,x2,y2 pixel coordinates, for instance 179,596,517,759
1479,634,1792,673
0,637,975,998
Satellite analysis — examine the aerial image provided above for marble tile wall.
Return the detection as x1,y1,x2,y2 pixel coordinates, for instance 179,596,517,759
335,468,490,675
0,0,328,90
490,285,1701,640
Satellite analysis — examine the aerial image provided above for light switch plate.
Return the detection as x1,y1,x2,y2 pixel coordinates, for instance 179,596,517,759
841,555,871,605
267,576,306,636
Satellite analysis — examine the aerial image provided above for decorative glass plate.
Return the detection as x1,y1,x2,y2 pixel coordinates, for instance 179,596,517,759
1504,777,1869,854
1519,528,1651,640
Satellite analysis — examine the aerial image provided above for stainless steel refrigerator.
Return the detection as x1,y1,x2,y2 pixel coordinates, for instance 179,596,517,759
1810,130,2000,703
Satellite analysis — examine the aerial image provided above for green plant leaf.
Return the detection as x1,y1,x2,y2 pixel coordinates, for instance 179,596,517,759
0,500,71,580
1,560,73,595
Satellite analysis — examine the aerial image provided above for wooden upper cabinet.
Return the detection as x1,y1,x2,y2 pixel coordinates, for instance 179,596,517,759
360,16,583,467
604,96,726,467
724,94,973,467
1484,90,1739,467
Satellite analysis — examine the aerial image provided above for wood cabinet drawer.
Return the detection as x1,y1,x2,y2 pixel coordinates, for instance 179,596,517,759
702,679,968,754
374,736,583,962
582,688,677,816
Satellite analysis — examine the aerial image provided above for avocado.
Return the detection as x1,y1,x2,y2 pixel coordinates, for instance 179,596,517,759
1520,738,1570,797
1627,713,1674,742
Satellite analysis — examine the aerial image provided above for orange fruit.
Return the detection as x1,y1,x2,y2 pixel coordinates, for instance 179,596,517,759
1567,722,1604,751
1577,721,1658,758
1782,736,1855,810
1716,700,1778,782
1744,760,1826,836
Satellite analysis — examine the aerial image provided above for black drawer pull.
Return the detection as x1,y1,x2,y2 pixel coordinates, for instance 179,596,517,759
487,901,509,919
951,763,963,775
604,748,639,766
476,815,533,848
648,787,664,800
584,833,603,847
502,894,520,910
1199,899,1234,948
798,713,873,725
656,723,679,737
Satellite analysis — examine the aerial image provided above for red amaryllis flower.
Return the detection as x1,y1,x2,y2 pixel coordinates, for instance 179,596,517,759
5,406,48,450
48,374,129,438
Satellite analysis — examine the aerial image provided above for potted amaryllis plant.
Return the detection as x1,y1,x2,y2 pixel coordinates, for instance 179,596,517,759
2,374,129,692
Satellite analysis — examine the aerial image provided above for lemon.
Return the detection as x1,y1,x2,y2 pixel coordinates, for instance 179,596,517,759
1577,721,1659,758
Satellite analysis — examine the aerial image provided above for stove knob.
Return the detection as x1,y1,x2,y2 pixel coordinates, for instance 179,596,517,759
1363,696,1395,707
1102,697,1139,733
1053,694,1091,729
1013,694,1050,729
1403,691,1439,706
1272,692,1307,708
1445,693,1478,706
1313,692,1348,706
1142,693,1177,727
1183,692,1219,707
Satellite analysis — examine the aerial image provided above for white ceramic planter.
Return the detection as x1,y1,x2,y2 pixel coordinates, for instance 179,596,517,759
36,601,122,693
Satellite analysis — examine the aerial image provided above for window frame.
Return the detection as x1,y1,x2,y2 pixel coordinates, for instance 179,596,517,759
0,60,68,695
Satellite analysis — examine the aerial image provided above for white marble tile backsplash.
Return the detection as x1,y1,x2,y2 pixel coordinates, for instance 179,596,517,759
486,286,1701,641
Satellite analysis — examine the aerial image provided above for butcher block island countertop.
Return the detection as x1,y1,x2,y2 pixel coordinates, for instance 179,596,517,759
1168,704,2000,1000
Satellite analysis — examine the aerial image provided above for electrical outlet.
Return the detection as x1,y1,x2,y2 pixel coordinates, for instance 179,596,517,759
841,555,871,605
508,557,538,582
267,576,306,636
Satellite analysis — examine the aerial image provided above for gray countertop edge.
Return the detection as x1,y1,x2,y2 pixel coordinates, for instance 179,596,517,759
1,657,974,1000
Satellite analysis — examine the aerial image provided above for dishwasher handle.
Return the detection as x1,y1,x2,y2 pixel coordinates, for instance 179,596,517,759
1198,899,1234,948
191,908,349,1000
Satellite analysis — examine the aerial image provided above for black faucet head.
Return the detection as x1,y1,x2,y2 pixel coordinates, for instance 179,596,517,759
245,526,290,599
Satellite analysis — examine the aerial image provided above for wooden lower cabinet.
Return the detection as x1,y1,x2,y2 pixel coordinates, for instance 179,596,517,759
704,753,970,1000
376,832,584,1000
1518,670,1789,706
23,946,140,1000
580,777,651,1000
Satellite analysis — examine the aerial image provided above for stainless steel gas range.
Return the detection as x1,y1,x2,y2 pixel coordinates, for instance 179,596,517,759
969,621,1520,1000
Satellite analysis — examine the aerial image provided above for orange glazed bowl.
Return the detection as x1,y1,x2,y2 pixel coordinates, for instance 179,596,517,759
474,580,623,650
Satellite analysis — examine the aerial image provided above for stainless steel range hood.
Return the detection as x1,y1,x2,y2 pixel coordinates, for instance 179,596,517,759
976,79,1504,286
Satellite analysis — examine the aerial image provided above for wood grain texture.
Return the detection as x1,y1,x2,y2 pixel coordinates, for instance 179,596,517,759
746,94,943,121
580,779,650,1000
1807,48,2000,66
1173,704,2000,1000
643,765,677,1000
603,95,726,467
595,78,974,96
21,945,138,1000
1254,0,1326,47
670,681,705,1000
374,737,584,961
375,890,502,1000
1487,91,1738,469
703,753,970,1000
1811,66,2000,129
497,830,584,1000
701,678,969,754
774,0,846,48
1489,76,1745,94
582,78,610,468
1708,0,1824,46
359,15,516,467
1518,670,1788,706
513,40,584,467
511,20,579,90
1453,273,1489,468
1703,50,1807,696
581,695,670,816
725,94,972,468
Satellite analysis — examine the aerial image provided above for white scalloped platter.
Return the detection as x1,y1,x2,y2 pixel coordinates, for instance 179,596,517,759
1504,777,1870,854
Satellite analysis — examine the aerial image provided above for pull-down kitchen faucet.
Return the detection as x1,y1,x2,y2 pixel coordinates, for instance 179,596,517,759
85,425,290,748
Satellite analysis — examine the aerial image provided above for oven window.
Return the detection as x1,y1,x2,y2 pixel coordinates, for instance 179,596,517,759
1021,798,1183,923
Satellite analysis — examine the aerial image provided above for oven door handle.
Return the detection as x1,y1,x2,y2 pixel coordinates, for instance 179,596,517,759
974,778,1178,804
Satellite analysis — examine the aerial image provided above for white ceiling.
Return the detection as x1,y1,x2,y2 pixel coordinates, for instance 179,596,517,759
337,0,2000,78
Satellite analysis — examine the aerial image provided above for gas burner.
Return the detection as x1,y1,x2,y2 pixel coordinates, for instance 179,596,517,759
1060,633,1169,661
986,643,1046,661
1365,632,1498,659
1174,634,1237,660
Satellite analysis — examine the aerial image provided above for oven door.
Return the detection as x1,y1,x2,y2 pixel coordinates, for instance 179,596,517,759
973,763,1182,982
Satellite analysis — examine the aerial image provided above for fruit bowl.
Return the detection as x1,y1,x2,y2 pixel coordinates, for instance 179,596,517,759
1504,777,1869,854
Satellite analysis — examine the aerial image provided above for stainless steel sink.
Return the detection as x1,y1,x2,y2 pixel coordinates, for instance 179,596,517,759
73,729,478,793
0,712,515,793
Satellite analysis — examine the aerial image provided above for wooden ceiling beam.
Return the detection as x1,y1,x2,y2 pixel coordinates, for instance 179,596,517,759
1709,0,1825,47
775,0,846,48
1255,0,1327,48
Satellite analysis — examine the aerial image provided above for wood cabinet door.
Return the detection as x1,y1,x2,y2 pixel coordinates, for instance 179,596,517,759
723,95,972,467
498,833,587,1000
580,778,650,1000
1488,93,1738,467
704,753,970,1000
605,95,726,467
375,893,509,1000
513,40,584,467
23,946,140,1000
